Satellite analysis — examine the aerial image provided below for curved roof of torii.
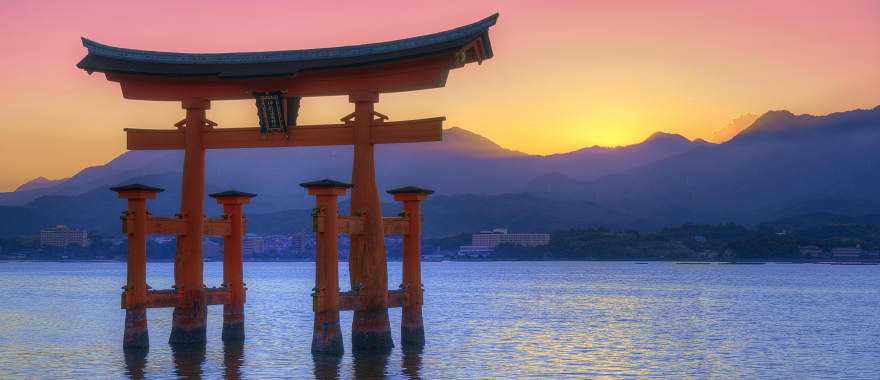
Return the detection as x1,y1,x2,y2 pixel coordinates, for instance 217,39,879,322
77,13,497,79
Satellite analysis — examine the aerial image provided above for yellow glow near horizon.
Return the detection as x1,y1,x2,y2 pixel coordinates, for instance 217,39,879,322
0,1,878,190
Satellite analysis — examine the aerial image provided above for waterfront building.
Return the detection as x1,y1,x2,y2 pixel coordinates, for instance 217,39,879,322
457,245,495,258
39,225,89,248
258,234,309,258
696,250,719,259
458,228,551,257
203,238,222,260
243,235,266,257
290,233,307,256
471,228,551,248
262,235,289,253
798,245,824,258
831,247,865,259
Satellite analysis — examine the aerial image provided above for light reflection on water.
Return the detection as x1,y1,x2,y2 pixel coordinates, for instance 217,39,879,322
0,261,878,378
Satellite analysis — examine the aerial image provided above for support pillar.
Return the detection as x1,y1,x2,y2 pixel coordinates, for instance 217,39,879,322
348,91,393,352
388,186,433,349
112,184,164,349
171,98,210,345
301,179,350,355
210,190,256,342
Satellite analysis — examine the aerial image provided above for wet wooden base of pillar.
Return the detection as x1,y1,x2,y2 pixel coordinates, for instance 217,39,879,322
401,304,425,349
312,310,344,355
169,299,207,344
222,306,244,342
123,306,149,349
351,308,394,353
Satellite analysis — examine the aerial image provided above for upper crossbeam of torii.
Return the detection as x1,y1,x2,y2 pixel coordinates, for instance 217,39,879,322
78,13,497,354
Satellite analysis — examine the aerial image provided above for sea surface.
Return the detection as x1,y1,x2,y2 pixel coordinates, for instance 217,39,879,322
0,261,877,379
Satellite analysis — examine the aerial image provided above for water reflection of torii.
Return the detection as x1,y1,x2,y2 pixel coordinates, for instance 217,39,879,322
78,14,499,354
122,344,423,379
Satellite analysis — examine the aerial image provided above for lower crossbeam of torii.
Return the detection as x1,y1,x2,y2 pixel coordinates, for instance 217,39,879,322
80,13,498,354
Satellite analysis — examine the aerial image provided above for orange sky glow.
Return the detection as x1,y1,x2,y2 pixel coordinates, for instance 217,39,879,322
0,0,878,191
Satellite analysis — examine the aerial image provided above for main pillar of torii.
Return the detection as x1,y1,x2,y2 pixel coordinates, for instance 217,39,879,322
348,91,395,350
77,13,498,351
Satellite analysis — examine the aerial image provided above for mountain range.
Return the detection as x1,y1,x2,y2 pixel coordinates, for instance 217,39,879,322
1,105,878,238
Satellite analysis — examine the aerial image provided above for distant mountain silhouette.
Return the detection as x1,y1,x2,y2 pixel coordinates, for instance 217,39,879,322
568,106,880,227
245,193,638,237
15,176,68,192
430,126,526,158
1,106,877,237
710,113,758,143
760,212,880,230
0,126,704,213
523,172,585,195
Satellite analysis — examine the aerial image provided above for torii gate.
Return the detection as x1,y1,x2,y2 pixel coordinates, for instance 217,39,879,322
79,14,497,354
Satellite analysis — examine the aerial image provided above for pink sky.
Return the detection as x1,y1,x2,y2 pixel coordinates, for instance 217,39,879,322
0,0,878,191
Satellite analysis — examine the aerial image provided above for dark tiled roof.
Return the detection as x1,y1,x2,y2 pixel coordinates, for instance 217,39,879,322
299,179,353,188
209,190,257,198
110,183,164,193
386,186,434,195
76,14,498,78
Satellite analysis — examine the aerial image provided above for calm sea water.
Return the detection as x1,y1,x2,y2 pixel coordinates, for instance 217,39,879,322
0,261,877,379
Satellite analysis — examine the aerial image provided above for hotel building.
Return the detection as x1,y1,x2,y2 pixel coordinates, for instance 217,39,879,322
40,225,89,248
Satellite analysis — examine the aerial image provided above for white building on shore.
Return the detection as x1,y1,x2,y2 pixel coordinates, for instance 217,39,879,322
458,228,551,257
831,247,865,259
40,225,89,248
471,228,551,248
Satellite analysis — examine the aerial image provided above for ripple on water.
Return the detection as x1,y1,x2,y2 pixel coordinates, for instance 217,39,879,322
0,261,877,378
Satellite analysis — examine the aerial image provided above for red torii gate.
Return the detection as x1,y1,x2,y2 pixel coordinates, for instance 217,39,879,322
79,14,497,354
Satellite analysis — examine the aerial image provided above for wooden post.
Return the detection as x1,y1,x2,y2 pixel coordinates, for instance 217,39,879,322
301,179,349,355
348,91,393,352
171,98,210,345
388,186,433,349
210,190,256,342
112,184,164,349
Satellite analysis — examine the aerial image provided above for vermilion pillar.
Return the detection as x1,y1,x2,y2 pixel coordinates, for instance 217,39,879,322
388,186,433,349
348,91,393,352
171,98,210,344
301,179,350,355
112,183,164,349
210,190,256,342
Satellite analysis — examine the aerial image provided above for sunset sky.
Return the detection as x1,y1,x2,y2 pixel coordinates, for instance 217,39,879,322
0,0,878,191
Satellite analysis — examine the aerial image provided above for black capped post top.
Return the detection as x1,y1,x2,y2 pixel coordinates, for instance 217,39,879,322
209,190,257,198
386,186,435,195
299,179,353,189
110,183,165,193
